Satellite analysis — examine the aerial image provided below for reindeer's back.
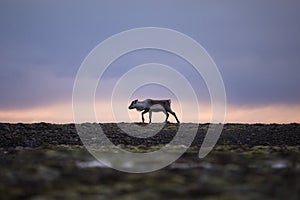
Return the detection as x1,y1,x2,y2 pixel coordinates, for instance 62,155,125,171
148,99,171,106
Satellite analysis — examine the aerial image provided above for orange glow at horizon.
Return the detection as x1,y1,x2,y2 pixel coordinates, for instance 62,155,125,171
0,101,299,124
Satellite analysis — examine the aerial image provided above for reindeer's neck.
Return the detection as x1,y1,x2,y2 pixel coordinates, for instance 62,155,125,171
135,101,148,111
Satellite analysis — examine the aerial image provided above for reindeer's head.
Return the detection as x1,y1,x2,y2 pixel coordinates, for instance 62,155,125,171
128,99,138,109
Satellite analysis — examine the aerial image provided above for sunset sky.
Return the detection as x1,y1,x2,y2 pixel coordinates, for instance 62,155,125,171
1,0,300,123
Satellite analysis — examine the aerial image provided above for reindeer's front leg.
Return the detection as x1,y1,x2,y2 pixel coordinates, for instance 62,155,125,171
141,109,149,123
149,110,152,123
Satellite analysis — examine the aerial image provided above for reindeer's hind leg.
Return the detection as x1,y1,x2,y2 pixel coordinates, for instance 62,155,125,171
170,111,180,123
166,106,180,123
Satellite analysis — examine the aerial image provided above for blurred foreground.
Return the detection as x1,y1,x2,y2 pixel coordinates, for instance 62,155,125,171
0,123,299,199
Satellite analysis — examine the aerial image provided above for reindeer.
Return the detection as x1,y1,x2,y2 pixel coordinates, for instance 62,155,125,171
128,99,180,123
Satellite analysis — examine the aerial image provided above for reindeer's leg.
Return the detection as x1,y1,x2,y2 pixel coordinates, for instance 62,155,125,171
149,110,152,123
165,111,169,123
141,109,149,123
170,111,180,123
166,107,180,123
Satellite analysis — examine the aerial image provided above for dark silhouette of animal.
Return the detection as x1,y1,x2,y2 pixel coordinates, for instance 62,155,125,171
128,99,180,123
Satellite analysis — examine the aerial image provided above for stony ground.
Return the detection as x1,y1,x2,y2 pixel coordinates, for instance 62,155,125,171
1,123,300,148
0,123,299,200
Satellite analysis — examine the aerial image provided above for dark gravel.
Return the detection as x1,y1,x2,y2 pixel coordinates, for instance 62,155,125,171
0,123,299,148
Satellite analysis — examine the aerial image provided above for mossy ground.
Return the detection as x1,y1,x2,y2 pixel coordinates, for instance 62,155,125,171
0,144,299,200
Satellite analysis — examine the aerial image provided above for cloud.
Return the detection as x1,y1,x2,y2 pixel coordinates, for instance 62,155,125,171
0,65,74,110
225,104,300,123
221,54,300,106
1,100,299,123
0,0,300,122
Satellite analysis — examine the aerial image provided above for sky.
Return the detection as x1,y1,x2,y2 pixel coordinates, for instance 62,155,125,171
0,0,300,123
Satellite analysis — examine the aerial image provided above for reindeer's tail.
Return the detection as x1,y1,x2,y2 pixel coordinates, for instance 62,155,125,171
167,99,171,105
